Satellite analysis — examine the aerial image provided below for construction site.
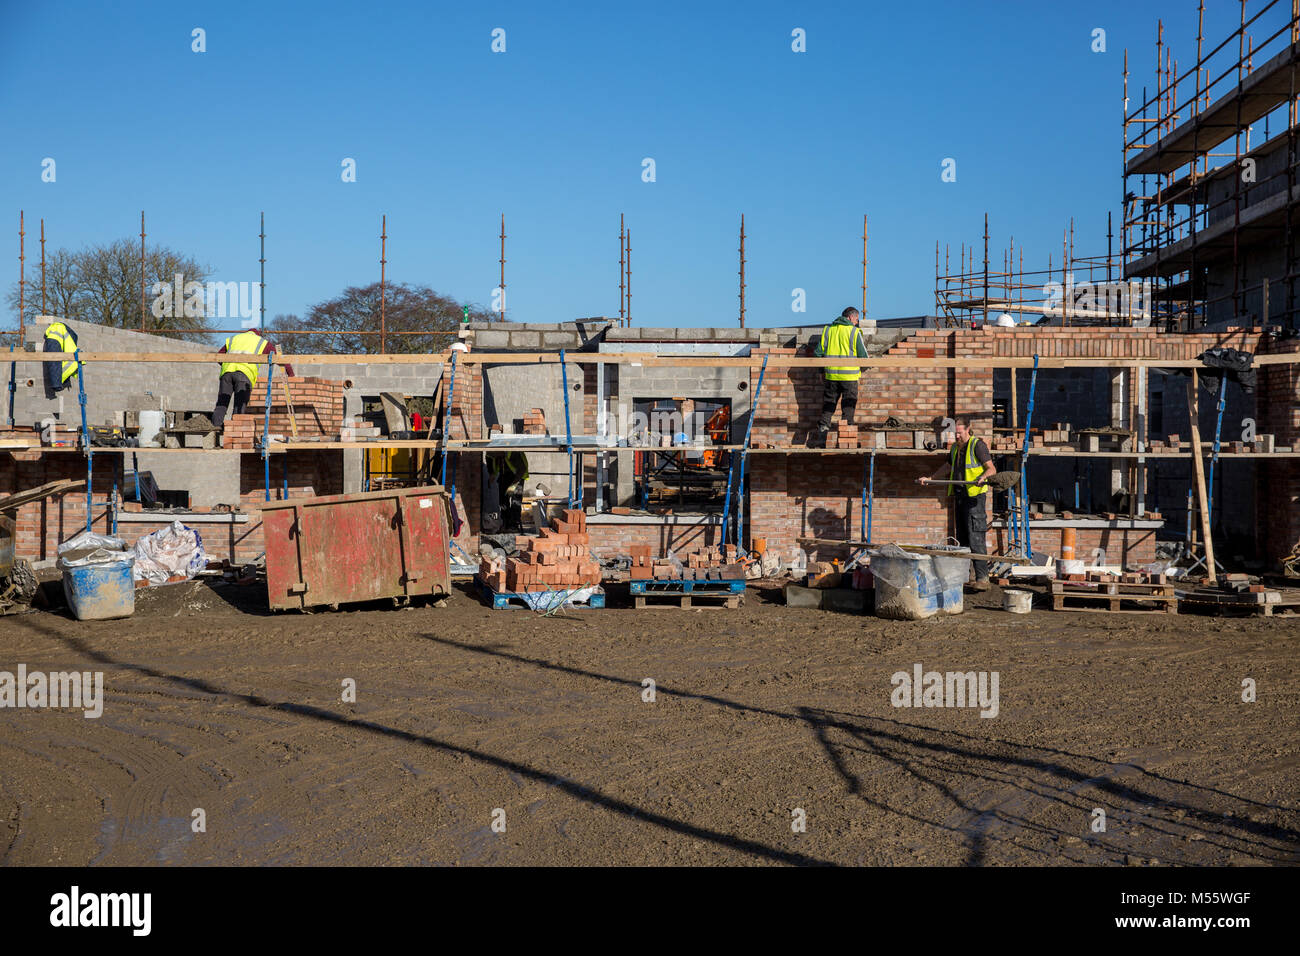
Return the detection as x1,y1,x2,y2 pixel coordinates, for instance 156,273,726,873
1,2,1298,873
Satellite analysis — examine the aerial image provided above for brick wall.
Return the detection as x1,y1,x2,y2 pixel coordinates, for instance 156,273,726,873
991,526,1159,568
749,455,952,559
1258,337,1300,568
448,363,483,441
585,519,721,558
222,377,346,449
1,454,113,561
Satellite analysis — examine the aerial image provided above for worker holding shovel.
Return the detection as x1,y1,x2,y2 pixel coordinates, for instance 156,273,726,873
918,417,997,591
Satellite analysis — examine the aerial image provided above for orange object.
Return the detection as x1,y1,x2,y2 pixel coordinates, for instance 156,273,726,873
751,536,767,555
1061,527,1076,562
694,405,732,468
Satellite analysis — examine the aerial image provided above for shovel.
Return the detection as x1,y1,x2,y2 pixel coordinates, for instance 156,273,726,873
925,470,1022,493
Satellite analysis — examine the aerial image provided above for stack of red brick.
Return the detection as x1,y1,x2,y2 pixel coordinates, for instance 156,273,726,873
628,544,745,581
221,415,260,449
223,377,346,449
1059,569,1167,585
480,509,601,592
522,408,547,435
824,423,858,449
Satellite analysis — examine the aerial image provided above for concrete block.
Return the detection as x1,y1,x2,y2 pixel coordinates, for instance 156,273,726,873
822,588,867,613
509,331,541,348
474,331,510,349
784,584,822,608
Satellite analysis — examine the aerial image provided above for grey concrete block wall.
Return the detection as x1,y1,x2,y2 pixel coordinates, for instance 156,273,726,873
11,317,219,428
481,363,585,487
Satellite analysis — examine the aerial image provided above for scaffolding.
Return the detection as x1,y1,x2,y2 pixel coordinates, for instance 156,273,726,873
935,214,1143,327
1121,0,1300,331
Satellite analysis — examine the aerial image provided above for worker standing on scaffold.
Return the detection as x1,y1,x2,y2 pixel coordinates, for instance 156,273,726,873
810,307,869,447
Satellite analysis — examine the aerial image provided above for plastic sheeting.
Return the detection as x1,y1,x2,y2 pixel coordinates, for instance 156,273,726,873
869,544,969,598
517,586,599,611
56,531,134,569
131,520,207,586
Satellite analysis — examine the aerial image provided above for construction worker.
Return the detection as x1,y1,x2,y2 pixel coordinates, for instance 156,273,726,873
810,307,869,446
919,417,997,590
487,451,529,529
42,320,81,402
211,326,293,430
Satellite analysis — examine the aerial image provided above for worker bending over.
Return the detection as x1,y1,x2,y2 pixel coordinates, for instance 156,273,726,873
486,451,529,531
918,417,996,591
211,326,293,431
43,320,82,404
811,307,869,447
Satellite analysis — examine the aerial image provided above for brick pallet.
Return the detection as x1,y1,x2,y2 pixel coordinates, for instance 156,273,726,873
1177,587,1298,617
1051,580,1178,614
479,509,602,594
475,576,605,610
630,578,746,609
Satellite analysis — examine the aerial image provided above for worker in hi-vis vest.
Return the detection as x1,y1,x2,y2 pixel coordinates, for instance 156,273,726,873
810,306,870,446
211,327,293,430
919,416,997,590
486,451,530,531
42,320,82,402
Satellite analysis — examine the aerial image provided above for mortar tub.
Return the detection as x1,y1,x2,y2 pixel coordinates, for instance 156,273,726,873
62,560,136,621
261,485,453,611
1003,589,1033,614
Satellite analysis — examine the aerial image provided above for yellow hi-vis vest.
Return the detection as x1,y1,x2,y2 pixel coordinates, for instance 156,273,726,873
949,436,988,497
818,322,864,381
488,452,529,484
44,322,80,384
221,330,269,387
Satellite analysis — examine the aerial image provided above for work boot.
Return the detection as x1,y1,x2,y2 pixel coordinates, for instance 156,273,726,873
966,580,991,593
808,427,828,449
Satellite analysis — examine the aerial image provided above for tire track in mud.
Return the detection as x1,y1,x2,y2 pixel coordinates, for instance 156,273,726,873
1,584,1296,865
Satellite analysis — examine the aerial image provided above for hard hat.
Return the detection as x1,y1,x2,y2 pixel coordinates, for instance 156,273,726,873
996,313,1016,327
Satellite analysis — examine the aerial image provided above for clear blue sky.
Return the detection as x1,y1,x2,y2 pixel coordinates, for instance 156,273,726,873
0,0,1251,330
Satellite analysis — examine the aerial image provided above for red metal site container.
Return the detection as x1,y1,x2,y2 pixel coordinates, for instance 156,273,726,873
261,485,452,611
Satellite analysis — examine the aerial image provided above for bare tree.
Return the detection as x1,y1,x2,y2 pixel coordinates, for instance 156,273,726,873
269,282,493,354
6,239,213,341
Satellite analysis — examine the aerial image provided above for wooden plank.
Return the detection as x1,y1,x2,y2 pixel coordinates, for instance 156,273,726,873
20,351,1300,369
796,536,1029,563
0,478,85,512
1186,376,1217,586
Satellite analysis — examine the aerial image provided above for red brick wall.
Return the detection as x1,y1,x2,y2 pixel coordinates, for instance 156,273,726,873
225,377,346,448
448,362,482,440
1258,337,1300,569
748,455,951,559
585,519,720,558
1,454,113,561
991,525,1159,568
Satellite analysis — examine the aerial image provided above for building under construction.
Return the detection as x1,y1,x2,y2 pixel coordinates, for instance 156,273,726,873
1122,0,1300,331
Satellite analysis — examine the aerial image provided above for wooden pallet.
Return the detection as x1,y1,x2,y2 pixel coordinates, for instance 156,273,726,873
630,578,746,610
476,576,605,610
1178,588,1298,617
1051,580,1177,614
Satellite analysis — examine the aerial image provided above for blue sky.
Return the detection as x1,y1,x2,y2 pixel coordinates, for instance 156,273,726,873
0,0,1253,330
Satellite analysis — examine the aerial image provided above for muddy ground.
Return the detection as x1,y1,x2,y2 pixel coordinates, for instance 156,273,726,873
0,577,1297,866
